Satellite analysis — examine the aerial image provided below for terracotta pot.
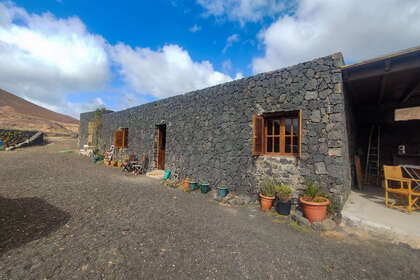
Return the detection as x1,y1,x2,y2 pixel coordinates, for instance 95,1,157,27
111,161,117,167
259,193,275,211
300,196,330,223
117,161,123,168
184,179,190,190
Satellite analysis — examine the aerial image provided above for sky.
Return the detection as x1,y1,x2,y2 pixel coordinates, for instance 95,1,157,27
0,0,419,119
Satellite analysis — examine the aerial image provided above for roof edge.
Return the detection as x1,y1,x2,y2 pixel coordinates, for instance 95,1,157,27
341,46,420,70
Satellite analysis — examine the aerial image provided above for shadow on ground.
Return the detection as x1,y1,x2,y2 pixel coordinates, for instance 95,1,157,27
0,196,70,255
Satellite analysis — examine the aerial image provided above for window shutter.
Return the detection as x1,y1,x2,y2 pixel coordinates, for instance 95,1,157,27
252,115,264,155
298,110,302,158
114,130,123,148
122,128,128,148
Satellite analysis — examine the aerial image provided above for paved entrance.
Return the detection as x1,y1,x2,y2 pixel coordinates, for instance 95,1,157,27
343,186,420,238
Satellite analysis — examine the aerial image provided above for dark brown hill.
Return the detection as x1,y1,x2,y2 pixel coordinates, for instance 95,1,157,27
0,89,78,134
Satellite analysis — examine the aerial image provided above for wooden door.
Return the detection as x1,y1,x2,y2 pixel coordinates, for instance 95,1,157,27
157,125,166,170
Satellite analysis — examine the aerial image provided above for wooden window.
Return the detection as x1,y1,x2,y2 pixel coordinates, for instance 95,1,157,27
253,110,302,157
114,128,128,149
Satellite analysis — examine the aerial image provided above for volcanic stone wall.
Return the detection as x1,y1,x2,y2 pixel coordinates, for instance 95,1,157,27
0,129,41,147
79,53,351,209
79,110,113,149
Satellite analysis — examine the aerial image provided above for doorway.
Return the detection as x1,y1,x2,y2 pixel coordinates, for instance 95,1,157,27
157,124,166,170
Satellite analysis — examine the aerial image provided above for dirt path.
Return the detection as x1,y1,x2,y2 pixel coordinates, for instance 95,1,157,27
0,138,419,279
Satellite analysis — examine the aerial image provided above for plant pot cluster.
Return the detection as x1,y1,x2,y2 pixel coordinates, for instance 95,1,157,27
259,180,292,214
258,179,330,222
103,158,124,168
184,179,210,193
183,179,228,197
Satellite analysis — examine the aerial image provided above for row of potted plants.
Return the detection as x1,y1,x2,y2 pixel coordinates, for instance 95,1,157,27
180,176,330,223
259,179,330,223
183,178,228,197
104,159,126,167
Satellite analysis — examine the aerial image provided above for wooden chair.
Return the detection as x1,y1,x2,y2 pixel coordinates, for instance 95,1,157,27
122,154,138,172
132,153,148,175
383,165,420,214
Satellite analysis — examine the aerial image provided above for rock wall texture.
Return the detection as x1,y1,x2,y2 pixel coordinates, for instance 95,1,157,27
79,53,351,209
0,129,41,147
78,110,113,149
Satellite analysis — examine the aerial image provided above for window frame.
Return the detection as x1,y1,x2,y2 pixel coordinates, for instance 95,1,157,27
253,110,302,157
114,128,128,149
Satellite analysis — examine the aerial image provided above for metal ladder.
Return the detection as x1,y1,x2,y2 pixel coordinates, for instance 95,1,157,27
364,124,381,186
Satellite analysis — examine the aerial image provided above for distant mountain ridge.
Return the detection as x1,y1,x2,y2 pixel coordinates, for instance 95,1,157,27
0,89,79,134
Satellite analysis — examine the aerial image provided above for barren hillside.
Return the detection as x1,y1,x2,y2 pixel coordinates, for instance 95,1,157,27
0,89,79,135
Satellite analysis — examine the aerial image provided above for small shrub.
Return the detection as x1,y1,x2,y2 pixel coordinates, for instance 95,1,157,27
289,221,308,232
259,179,276,197
218,185,227,189
323,194,337,217
275,183,292,202
301,179,328,202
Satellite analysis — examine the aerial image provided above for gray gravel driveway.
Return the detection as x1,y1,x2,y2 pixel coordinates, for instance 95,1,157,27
0,137,419,279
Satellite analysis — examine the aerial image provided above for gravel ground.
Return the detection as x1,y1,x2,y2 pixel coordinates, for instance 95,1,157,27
0,137,419,279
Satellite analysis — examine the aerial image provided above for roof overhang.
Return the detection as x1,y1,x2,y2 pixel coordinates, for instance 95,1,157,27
341,46,420,110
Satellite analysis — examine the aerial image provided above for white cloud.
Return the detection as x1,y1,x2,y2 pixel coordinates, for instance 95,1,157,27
253,0,420,73
0,2,111,117
189,24,201,33
197,0,286,25
110,43,240,98
223,33,239,53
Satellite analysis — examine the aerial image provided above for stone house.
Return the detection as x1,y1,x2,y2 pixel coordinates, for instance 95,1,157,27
79,47,420,210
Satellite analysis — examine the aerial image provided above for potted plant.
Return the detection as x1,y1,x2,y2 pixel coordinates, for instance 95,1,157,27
117,160,123,168
111,160,117,167
217,185,228,197
259,179,276,211
299,180,330,223
189,179,198,190
184,178,190,190
275,183,292,215
200,182,209,194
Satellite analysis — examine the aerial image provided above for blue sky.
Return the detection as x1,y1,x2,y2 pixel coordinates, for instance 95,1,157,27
14,0,265,75
1,0,420,118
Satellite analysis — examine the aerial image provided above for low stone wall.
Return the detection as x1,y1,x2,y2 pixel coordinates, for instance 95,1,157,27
79,53,351,209
0,129,43,150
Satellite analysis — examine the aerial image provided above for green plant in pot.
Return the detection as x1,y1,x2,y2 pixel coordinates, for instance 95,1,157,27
299,179,330,223
275,183,292,216
259,179,276,211
189,179,198,190
200,182,209,194
217,185,228,197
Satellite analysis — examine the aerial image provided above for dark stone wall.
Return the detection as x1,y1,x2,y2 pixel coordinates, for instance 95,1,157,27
0,129,39,146
79,53,351,209
79,111,96,149
78,110,113,149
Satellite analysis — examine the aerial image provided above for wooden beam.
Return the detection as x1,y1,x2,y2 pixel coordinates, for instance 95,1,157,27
377,75,388,105
343,56,420,82
357,99,420,112
400,79,420,103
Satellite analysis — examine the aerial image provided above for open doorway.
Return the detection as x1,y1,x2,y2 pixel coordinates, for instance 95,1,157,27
157,124,166,170
343,48,420,191
340,47,420,231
